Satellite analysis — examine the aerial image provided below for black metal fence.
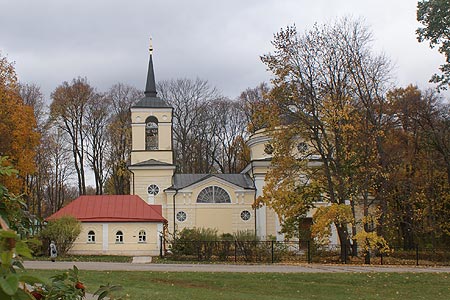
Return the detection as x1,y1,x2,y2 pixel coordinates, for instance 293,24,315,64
162,238,450,266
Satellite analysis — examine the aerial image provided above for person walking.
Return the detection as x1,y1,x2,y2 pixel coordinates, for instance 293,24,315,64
50,241,57,262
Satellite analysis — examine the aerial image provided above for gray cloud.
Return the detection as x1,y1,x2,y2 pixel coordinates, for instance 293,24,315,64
1,0,447,102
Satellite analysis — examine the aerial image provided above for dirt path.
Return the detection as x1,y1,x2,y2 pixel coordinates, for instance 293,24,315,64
23,260,450,273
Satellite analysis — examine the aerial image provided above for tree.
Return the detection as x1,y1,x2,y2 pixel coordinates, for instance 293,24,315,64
212,99,250,173
238,82,271,134
417,0,450,89
85,93,111,195
50,77,95,195
384,85,450,248
19,83,48,218
257,18,392,260
105,83,141,194
0,53,40,195
44,128,76,215
157,78,222,173
40,215,81,256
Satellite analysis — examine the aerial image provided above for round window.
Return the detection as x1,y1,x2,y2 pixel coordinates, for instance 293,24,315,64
147,184,160,196
297,142,308,153
264,143,274,155
240,210,251,221
176,211,187,222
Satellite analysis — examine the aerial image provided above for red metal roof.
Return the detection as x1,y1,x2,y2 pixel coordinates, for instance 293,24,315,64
46,195,166,223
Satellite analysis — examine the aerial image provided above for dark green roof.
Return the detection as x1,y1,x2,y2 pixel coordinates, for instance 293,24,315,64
132,50,172,109
132,96,171,108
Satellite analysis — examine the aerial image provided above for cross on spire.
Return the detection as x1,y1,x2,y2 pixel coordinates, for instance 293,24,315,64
149,37,153,54
144,37,157,97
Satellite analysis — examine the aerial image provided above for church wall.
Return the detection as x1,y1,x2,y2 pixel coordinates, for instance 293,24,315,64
132,169,173,206
131,151,173,165
250,143,272,161
165,181,255,235
131,110,172,125
130,123,173,152
265,208,278,238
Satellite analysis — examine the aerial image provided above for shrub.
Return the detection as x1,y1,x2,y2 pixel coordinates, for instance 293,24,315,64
40,216,81,256
233,230,258,262
171,227,219,259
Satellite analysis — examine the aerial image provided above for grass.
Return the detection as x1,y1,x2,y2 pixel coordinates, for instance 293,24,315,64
27,269,450,300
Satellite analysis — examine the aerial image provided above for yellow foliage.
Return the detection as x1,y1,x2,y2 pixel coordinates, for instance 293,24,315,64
354,230,390,254
0,53,40,194
311,204,353,245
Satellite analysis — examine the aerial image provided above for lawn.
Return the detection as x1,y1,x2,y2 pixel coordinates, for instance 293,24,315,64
27,269,450,300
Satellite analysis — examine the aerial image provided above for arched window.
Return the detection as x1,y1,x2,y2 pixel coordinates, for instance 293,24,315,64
197,186,231,203
87,230,95,243
115,230,124,243
138,230,146,243
145,116,158,150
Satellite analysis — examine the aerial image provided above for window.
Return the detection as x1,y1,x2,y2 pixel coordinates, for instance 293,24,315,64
240,210,251,221
138,230,146,243
264,143,274,155
87,230,95,243
115,230,124,243
297,142,308,153
145,116,158,150
147,184,160,196
176,211,187,222
197,186,231,203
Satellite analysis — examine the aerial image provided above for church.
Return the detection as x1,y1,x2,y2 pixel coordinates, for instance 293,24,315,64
128,44,330,241
49,45,334,256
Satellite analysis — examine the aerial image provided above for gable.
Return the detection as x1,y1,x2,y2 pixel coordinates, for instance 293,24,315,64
168,174,255,191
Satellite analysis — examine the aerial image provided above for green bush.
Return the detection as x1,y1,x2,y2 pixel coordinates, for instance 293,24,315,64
171,227,219,259
40,216,81,256
233,230,258,262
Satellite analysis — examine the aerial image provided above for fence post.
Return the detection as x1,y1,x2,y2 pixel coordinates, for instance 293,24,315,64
380,252,383,265
307,241,311,264
416,244,419,266
271,240,274,264
159,235,163,258
344,244,347,264
234,240,237,263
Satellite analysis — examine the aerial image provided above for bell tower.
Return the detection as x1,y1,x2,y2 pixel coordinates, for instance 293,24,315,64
129,39,175,207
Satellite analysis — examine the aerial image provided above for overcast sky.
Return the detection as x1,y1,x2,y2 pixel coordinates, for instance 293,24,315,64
0,0,447,102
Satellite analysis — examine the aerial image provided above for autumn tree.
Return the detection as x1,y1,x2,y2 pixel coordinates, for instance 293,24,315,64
257,18,391,260
0,53,39,195
18,83,48,217
85,94,111,195
44,128,77,214
212,99,250,173
50,77,95,195
417,0,450,89
384,85,450,248
104,83,141,195
157,78,222,173
238,82,271,134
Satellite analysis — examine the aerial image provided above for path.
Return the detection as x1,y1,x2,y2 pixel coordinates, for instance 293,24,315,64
23,261,450,273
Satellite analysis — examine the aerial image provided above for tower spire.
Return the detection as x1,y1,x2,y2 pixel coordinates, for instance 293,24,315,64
144,37,157,97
